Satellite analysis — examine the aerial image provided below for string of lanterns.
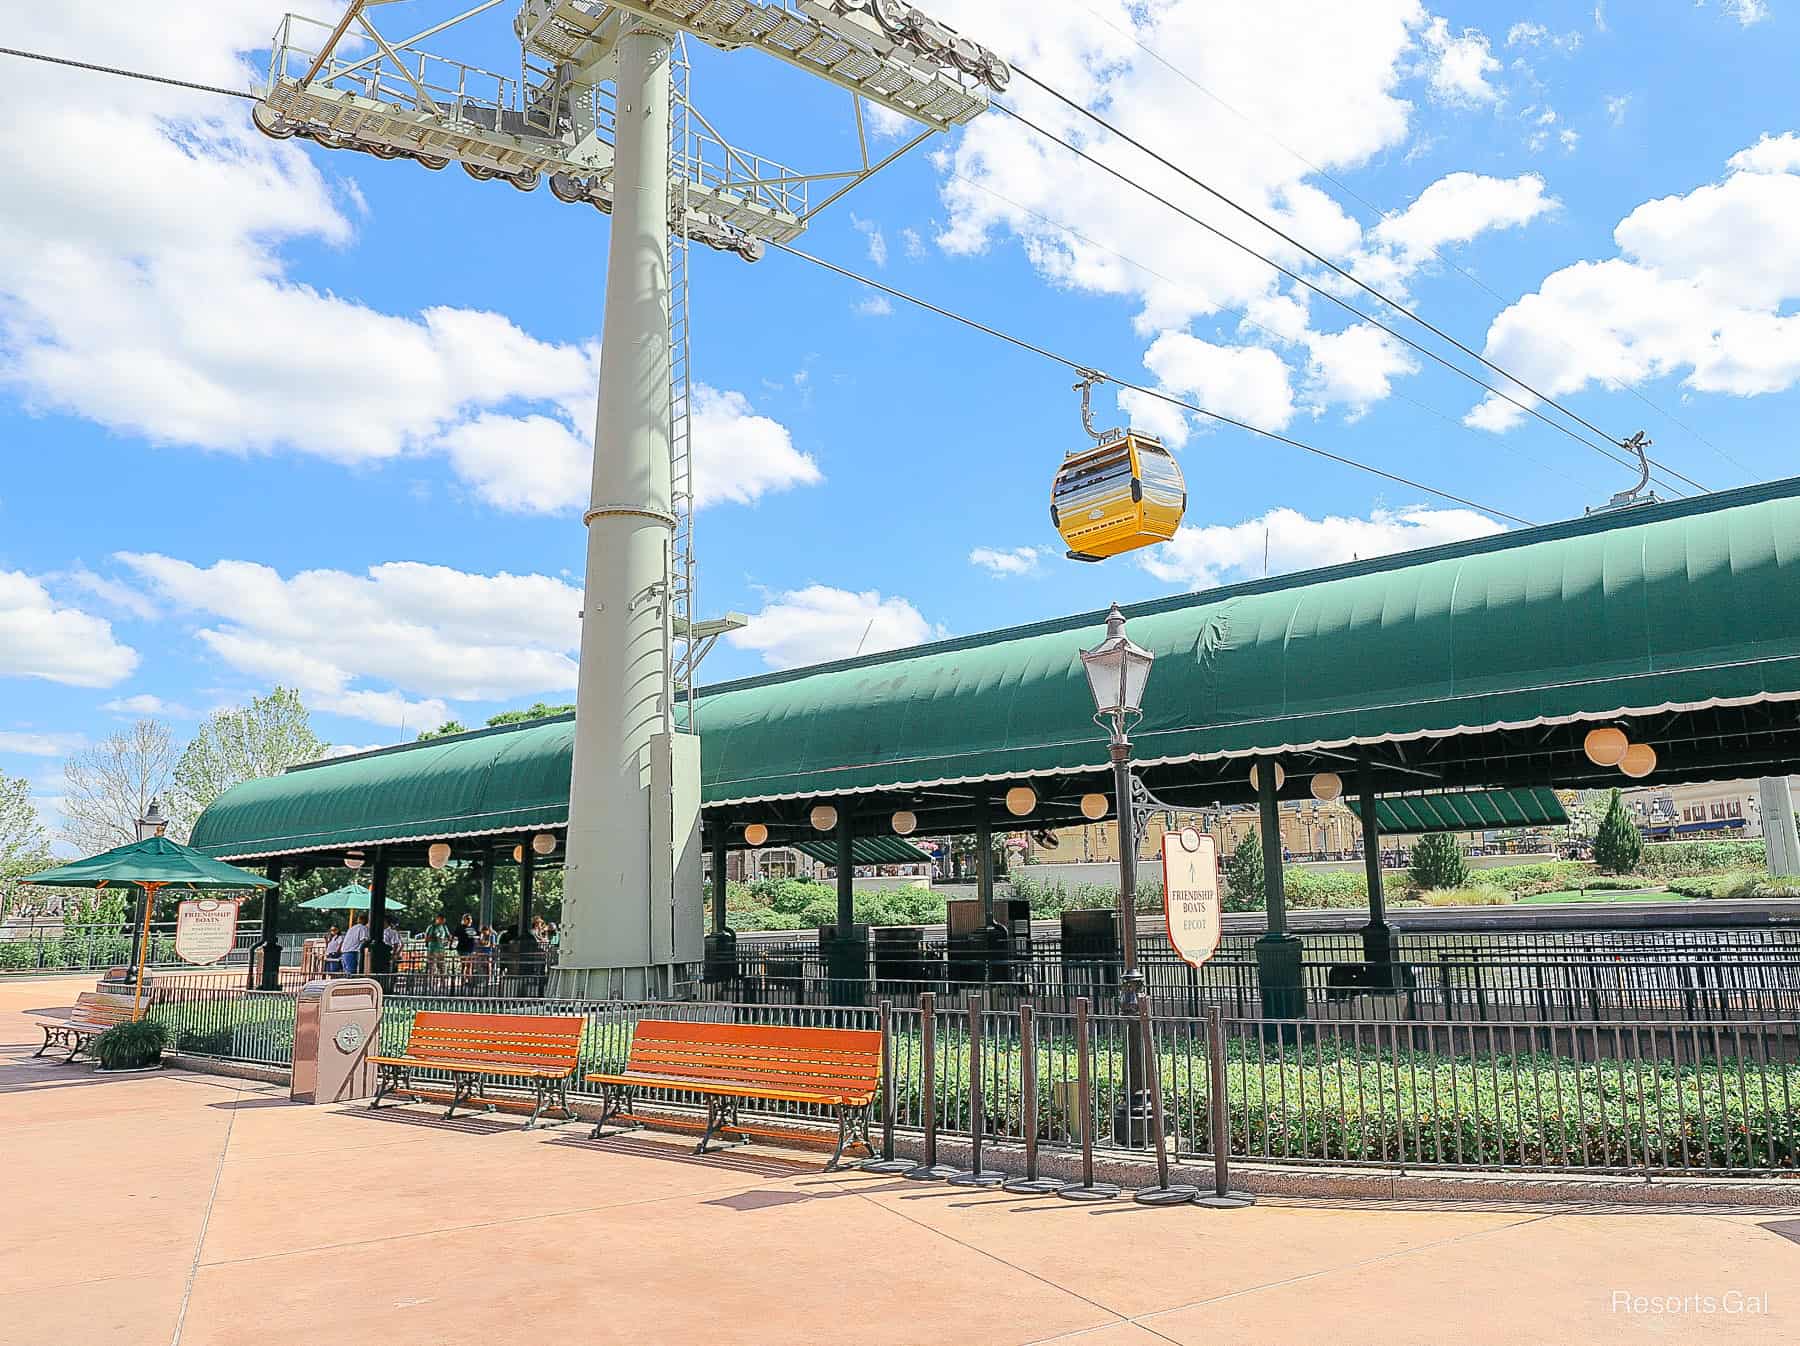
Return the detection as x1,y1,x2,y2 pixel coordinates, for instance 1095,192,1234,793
1583,726,1658,779
343,833,560,872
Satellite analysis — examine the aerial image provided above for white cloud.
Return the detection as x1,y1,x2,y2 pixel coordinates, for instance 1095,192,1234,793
1301,327,1420,419
727,585,942,670
1370,172,1558,267
1419,16,1502,105
0,572,139,688
690,387,824,507
65,568,159,621
114,553,584,725
969,546,1043,578
1605,95,1631,127
1116,387,1194,448
1721,0,1770,26
901,227,927,261
1506,21,1581,52
0,4,818,522
1466,137,1800,429
0,731,86,757
1142,505,1507,589
851,213,888,267
101,694,197,719
1560,128,1580,153
1143,332,1295,430
855,294,895,318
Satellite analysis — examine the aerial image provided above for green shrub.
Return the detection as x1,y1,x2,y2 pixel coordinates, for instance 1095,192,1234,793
1667,869,1800,900
1593,789,1644,874
1224,831,1264,912
1284,869,1367,908
93,1018,168,1070
1464,861,1592,896
1416,886,1509,906
1634,840,1765,878
1409,834,1468,890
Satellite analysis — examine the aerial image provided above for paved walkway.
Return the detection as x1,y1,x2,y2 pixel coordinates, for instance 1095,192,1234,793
4,975,1796,1346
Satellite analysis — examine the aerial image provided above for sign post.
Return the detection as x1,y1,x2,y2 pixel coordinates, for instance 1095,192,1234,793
175,897,240,967
1162,828,1221,968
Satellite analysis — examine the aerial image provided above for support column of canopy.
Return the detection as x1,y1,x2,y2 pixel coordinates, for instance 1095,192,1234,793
975,805,995,926
558,18,701,999
257,861,283,991
1358,755,1397,984
518,840,538,993
368,849,389,978
710,827,729,934
824,805,866,1005
477,854,494,930
1253,760,1303,1020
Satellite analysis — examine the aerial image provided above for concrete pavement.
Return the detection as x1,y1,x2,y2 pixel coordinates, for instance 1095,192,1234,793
4,974,1796,1346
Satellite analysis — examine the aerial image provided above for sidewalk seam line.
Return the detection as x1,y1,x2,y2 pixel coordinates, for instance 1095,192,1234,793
168,1076,250,1346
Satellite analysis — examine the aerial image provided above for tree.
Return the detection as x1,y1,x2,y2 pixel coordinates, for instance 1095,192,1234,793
61,719,176,854
1593,788,1644,875
171,688,327,835
0,773,52,922
416,720,470,741
1409,833,1469,891
417,702,574,742
1223,830,1264,912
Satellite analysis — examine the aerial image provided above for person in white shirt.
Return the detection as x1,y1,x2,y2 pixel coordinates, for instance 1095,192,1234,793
340,918,369,975
324,926,343,975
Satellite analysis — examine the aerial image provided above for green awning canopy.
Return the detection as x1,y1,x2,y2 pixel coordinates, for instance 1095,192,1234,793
790,836,933,867
189,480,1800,860
1345,787,1570,835
25,836,275,889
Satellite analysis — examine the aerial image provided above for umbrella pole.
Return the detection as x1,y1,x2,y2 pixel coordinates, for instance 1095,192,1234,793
132,882,165,1021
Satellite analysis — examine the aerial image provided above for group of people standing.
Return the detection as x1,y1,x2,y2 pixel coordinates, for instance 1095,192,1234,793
321,911,560,991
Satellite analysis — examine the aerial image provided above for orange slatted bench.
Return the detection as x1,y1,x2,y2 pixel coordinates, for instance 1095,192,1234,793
370,1010,585,1128
585,1019,881,1170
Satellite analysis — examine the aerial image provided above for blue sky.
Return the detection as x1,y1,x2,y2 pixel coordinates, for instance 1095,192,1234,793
3,0,1798,838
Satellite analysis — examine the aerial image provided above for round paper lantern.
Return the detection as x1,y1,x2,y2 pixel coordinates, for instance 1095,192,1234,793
810,804,838,832
891,810,917,836
512,844,524,862
1080,792,1109,820
1584,727,1629,767
427,842,451,869
744,822,769,847
1310,772,1343,803
532,831,557,856
343,850,365,871
1248,761,1285,792
1004,786,1037,817
1619,742,1658,778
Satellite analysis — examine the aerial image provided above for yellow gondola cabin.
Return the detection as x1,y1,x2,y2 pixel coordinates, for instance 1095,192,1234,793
1050,431,1186,562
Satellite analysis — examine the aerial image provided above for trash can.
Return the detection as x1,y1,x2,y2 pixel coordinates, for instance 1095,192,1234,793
703,929,738,986
292,977,383,1104
1061,908,1120,1003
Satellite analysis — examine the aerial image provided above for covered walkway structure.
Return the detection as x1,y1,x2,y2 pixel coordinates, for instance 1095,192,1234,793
192,478,1800,1006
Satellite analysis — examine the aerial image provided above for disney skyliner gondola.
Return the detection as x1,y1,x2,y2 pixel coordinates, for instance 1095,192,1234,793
1050,371,1187,561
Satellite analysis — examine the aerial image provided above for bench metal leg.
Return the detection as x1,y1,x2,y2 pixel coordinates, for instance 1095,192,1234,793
33,1027,57,1059
370,1066,406,1109
443,1075,479,1120
590,1084,634,1140
696,1098,747,1156
825,1105,876,1173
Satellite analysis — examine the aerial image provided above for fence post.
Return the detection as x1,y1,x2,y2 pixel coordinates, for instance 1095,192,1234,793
1133,996,1196,1205
1194,1005,1254,1209
1005,1002,1067,1194
1057,995,1119,1201
905,991,959,1180
864,999,914,1173
949,990,1005,1185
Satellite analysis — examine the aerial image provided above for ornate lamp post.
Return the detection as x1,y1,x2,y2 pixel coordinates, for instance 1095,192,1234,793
1081,603,1155,1145
126,798,170,975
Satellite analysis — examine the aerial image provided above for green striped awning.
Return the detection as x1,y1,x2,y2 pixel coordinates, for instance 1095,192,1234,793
791,836,933,866
1346,788,1569,835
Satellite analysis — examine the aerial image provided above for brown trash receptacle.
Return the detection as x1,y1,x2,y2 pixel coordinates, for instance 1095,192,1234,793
292,977,383,1104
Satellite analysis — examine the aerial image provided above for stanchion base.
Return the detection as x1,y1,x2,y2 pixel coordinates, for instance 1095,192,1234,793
1194,1191,1257,1209
1003,1176,1070,1195
946,1167,1007,1187
904,1163,963,1181
1133,1183,1199,1206
860,1158,917,1174
1055,1181,1121,1202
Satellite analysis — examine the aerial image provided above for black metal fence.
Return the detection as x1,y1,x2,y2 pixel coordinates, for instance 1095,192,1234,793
136,979,1800,1176
0,921,265,973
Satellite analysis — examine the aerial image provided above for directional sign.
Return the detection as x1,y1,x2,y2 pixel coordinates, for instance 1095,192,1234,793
175,897,239,966
1161,828,1221,968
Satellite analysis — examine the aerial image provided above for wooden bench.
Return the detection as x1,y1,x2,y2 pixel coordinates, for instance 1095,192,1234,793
586,1020,881,1170
33,992,143,1062
369,1011,585,1128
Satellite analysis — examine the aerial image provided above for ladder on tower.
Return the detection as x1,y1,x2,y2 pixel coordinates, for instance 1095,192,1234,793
669,37,697,709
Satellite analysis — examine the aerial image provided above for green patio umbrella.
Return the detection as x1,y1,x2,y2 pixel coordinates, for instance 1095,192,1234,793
296,883,385,911
25,836,273,1017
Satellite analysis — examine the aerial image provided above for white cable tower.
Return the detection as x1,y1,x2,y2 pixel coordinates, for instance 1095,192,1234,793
251,0,997,995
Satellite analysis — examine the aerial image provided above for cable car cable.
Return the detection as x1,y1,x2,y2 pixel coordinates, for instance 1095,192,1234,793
768,239,1537,528
0,45,259,102
1055,3,1750,480
1005,68,1711,494
994,100,1693,499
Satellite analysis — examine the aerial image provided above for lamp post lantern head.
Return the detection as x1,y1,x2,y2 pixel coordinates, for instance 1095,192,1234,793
1081,603,1154,720
135,797,169,842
